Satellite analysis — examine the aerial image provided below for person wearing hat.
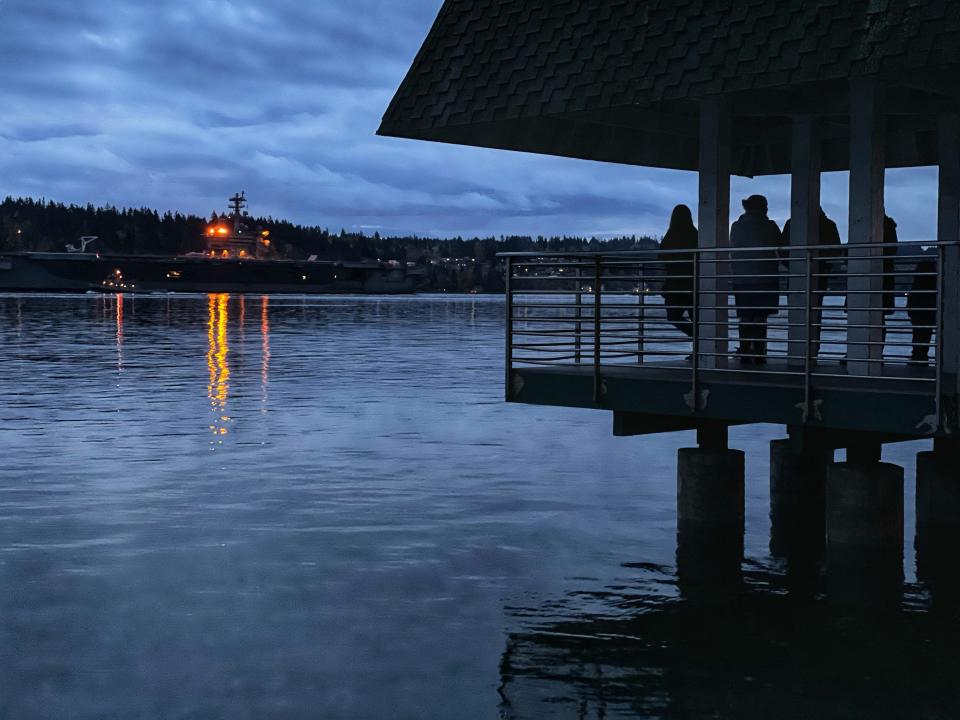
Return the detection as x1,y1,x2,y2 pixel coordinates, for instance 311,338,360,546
730,194,785,364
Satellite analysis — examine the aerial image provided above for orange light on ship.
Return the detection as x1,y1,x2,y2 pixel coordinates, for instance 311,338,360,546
207,227,216,236
217,227,229,235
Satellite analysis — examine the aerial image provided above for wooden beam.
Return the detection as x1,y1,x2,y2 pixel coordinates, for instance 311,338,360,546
846,78,886,376
569,106,699,139
901,71,960,105
788,117,822,367
731,85,849,117
734,86,957,117
938,114,960,429
613,412,743,437
698,98,731,373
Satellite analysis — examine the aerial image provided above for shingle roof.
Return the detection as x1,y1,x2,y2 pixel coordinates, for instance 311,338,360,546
379,0,960,175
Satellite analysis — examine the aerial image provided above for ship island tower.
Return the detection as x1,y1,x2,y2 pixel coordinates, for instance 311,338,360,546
205,191,271,259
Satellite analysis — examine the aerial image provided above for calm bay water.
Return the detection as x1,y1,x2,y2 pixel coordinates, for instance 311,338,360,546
0,293,957,719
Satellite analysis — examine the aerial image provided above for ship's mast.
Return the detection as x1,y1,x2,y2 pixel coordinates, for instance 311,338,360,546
229,191,247,236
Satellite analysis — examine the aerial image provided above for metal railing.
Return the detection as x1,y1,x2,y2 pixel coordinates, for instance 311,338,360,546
502,240,951,419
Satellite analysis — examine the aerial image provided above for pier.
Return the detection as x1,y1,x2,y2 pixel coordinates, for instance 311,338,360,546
502,243,953,586
380,2,960,588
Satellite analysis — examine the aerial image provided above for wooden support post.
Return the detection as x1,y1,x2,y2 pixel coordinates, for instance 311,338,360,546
938,114,960,430
696,423,729,451
847,439,882,465
846,78,886,376
788,117,822,367
698,98,731,371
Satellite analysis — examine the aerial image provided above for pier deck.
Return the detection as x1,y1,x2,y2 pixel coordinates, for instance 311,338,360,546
513,359,936,438
503,248,953,441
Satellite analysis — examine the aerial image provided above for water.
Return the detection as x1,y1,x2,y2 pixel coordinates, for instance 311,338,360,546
0,293,956,719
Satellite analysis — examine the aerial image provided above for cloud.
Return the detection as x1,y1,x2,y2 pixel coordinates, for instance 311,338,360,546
0,0,939,240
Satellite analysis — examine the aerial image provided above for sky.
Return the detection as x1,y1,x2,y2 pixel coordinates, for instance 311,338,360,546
0,0,940,241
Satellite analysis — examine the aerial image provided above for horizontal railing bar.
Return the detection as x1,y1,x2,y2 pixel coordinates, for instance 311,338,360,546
499,239,955,258
510,322,931,335
513,264,931,276
511,358,582,366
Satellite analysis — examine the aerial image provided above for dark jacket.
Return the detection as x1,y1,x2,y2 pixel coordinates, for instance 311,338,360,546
781,213,842,290
730,211,784,291
883,216,899,312
908,259,936,324
660,225,697,294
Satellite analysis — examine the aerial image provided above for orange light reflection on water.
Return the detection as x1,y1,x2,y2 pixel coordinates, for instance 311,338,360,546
116,294,124,373
206,294,231,446
261,296,270,411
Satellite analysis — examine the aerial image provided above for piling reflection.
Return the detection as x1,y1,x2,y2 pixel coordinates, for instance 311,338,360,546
499,566,960,720
675,524,743,599
768,440,827,567
916,515,960,603
915,450,960,602
206,294,231,446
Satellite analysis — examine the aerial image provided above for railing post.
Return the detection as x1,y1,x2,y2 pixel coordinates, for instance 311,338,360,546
593,255,602,403
505,256,513,402
936,242,946,427
803,250,814,422
638,262,645,365
574,264,583,364
691,252,701,411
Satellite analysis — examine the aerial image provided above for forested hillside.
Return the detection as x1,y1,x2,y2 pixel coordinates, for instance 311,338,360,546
0,196,658,292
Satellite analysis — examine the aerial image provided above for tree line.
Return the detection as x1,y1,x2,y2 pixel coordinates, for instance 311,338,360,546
0,196,658,292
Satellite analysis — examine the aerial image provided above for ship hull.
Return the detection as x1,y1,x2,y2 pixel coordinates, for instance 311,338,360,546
0,253,417,294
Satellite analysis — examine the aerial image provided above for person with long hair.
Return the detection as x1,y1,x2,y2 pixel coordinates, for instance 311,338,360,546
659,204,697,342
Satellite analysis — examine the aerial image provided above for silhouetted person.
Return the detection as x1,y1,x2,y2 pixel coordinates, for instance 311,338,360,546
782,208,842,358
659,204,697,339
730,195,784,364
882,215,900,349
908,258,936,365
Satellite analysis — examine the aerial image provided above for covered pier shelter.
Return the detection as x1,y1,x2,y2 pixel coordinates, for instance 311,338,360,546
380,1,960,586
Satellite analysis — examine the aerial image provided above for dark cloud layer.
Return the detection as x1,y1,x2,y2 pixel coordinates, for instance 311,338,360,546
0,0,939,240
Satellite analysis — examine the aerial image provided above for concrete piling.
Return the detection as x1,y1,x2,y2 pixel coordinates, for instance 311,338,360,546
825,460,904,591
665,425,921,597
916,447,960,592
769,438,830,560
676,444,745,590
